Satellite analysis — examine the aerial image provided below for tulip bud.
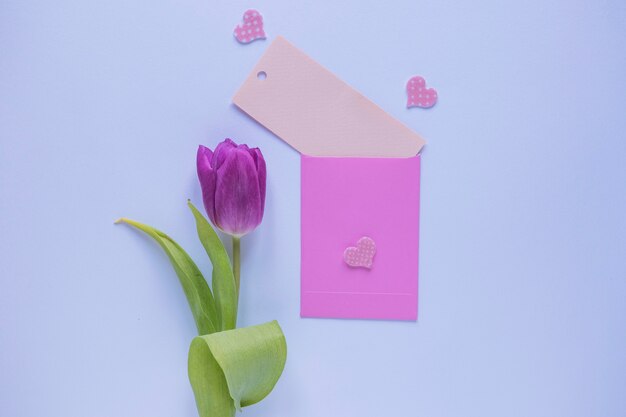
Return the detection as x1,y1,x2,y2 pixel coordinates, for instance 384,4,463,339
197,139,266,237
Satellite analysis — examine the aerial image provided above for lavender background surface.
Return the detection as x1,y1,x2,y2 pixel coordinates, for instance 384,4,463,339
1,1,625,416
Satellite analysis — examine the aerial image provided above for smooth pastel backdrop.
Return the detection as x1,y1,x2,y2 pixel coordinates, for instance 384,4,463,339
1,1,625,416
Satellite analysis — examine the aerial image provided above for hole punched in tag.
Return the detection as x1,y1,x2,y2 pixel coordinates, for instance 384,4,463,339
257,71,267,80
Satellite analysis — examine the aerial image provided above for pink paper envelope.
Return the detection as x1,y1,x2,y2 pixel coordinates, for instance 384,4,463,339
234,37,425,320
301,156,420,320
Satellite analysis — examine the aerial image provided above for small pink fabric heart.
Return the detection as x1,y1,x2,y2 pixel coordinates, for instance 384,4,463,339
344,237,376,269
233,10,266,44
406,76,438,109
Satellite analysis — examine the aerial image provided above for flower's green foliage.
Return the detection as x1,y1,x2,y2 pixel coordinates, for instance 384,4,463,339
188,201,238,331
117,207,286,417
116,218,217,335
189,321,287,417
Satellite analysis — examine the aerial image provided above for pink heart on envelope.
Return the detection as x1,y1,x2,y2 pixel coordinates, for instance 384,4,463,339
406,76,438,109
233,10,266,44
344,237,376,269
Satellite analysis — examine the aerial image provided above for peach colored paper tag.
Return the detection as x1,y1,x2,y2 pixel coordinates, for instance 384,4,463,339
233,36,426,158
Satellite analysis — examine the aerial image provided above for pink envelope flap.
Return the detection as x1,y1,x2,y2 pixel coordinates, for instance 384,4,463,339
233,36,426,158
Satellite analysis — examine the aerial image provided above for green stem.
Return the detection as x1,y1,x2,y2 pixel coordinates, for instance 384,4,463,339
233,237,241,300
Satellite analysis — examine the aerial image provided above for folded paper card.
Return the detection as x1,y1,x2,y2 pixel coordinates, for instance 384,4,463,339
234,36,425,320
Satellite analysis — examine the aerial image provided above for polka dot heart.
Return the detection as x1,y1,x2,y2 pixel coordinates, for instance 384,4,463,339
343,237,377,269
406,76,438,109
233,9,266,44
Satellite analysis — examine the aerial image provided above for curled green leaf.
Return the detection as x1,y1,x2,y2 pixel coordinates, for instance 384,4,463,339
116,218,218,335
188,321,287,416
188,201,238,331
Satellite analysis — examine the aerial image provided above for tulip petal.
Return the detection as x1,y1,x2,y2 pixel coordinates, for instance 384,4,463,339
214,148,262,236
212,138,237,171
197,146,218,224
251,147,266,215
197,144,214,165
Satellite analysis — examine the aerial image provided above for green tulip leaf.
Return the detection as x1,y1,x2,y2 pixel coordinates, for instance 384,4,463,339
188,320,287,417
188,201,238,332
116,218,218,335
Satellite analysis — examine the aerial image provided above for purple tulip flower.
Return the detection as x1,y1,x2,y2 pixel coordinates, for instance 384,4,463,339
197,139,266,237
